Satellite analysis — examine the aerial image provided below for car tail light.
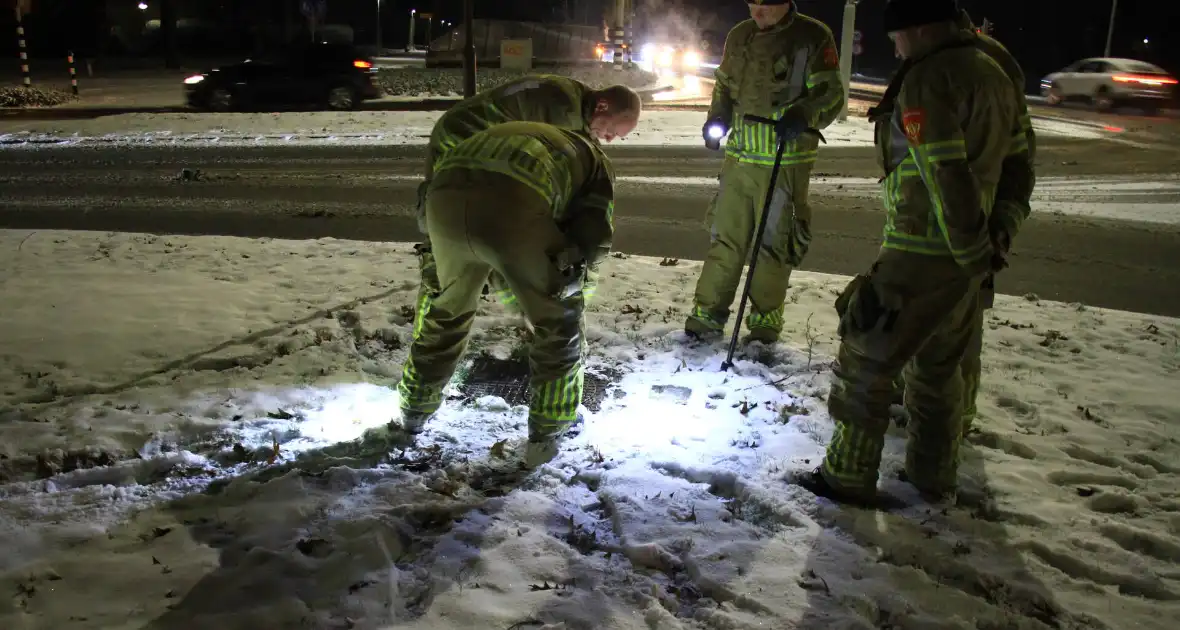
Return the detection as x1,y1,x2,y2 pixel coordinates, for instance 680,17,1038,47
1112,74,1177,86
353,60,373,69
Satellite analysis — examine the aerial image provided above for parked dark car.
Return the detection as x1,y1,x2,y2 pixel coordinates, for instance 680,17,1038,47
184,43,382,112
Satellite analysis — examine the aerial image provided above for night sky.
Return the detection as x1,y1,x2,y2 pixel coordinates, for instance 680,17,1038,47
418,0,1180,88
4,0,1176,90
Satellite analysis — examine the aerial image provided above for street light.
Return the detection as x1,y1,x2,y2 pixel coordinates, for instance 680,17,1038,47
137,2,148,9
408,8,417,51
375,0,382,51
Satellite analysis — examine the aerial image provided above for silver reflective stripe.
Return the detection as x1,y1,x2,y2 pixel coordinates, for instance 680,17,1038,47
888,110,910,170
785,47,810,102
761,185,788,251
502,79,541,96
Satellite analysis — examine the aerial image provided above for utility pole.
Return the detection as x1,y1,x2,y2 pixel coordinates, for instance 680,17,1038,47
462,0,475,97
837,0,858,121
610,0,626,68
375,0,382,50
1103,0,1118,57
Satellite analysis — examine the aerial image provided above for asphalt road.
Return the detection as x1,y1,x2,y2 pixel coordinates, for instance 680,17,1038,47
2,140,1179,317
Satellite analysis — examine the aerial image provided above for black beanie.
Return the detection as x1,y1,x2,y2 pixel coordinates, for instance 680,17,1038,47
883,0,960,33
746,0,791,6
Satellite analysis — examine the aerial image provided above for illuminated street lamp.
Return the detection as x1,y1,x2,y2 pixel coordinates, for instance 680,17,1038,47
408,8,417,50
376,0,382,50
137,2,148,9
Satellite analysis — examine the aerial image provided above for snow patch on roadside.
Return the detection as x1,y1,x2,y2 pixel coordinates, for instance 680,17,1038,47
1,230,1178,630
0,107,1123,149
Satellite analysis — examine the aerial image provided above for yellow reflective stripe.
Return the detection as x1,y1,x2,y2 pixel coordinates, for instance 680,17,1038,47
881,240,954,256
907,142,990,266
439,155,553,204
726,150,818,166
726,115,815,158
806,70,842,87
530,365,584,427
436,135,578,217
916,139,968,162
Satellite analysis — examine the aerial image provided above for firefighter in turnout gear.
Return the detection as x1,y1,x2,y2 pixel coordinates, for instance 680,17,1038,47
800,0,1023,504
685,0,846,343
398,121,616,466
414,76,640,316
890,8,1037,439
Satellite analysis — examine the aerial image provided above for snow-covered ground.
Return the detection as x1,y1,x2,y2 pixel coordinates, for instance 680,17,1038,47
2,229,1178,630
0,108,1113,149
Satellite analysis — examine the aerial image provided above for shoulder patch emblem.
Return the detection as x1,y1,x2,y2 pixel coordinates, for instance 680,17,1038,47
902,108,926,144
823,46,839,68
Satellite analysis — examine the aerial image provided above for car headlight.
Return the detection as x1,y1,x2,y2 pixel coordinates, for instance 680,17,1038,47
183,75,205,85
682,50,700,68
657,47,674,67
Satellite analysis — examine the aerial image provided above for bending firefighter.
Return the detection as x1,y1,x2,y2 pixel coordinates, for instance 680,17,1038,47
415,76,640,313
398,121,616,466
686,0,846,343
890,7,1038,437
801,0,1025,504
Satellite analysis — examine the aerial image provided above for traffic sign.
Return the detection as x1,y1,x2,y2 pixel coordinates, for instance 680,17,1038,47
853,29,862,42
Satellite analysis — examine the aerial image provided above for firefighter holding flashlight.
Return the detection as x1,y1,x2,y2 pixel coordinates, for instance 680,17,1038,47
687,0,846,343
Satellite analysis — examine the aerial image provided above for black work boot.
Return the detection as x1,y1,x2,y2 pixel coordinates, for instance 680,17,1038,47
792,467,887,509
897,469,957,504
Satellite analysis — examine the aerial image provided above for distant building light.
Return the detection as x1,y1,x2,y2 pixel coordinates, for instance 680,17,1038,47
137,2,148,9
1143,37,1150,44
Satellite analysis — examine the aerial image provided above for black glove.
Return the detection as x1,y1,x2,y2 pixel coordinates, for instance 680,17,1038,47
702,118,728,151
773,107,809,142
551,245,587,300
990,228,1011,273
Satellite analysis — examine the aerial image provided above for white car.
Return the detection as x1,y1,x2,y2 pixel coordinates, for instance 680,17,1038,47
1040,57,1176,113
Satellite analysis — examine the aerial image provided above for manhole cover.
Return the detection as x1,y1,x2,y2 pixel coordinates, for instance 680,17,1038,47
459,356,619,412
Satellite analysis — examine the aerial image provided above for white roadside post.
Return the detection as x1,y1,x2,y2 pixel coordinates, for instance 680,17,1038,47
838,0,858,122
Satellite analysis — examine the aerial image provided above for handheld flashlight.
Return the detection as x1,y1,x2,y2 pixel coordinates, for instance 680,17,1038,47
707,124,726,140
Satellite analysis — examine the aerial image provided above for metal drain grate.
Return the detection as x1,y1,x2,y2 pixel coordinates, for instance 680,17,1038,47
459,356,618,412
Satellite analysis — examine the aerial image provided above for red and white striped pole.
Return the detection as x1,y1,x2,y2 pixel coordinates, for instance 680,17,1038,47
67,50,78,95
15,6,31,86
